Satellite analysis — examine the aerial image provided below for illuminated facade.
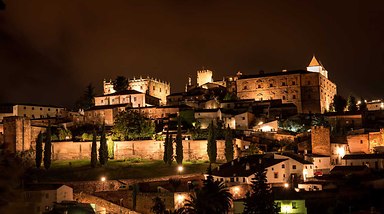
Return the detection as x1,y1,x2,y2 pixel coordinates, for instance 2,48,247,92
236,56,336,113
103,76,170,105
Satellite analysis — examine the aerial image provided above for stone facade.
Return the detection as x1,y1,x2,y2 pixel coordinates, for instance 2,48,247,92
103,77,170,106
49,140,234,161
236,57,336,113
347,129,384,154
311,126,331,156
197,69,213,86
3,116,32,153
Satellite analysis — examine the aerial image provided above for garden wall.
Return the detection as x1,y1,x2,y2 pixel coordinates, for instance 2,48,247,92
49,139,246,161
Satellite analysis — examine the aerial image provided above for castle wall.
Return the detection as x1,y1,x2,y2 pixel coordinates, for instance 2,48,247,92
311,126,331,156
49,140,232,161
3,116,32,153
197,70,213,86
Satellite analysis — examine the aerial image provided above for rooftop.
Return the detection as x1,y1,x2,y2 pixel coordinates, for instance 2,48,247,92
238,70,310,80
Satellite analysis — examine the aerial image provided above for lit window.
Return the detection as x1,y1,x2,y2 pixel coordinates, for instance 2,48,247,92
274,172,278,178
292,202,297,209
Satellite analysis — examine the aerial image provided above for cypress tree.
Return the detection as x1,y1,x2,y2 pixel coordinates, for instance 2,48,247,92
163,128,169,164
175,116,183,165
43,122,52,170
224,126,234,162
91,129,97,168
35,131,43,168
166,134,173,166
207,120,217,163
243,161,278,214
99,123,108,166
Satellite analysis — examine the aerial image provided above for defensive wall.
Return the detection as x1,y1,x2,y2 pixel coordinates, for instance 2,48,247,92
49,139,244,161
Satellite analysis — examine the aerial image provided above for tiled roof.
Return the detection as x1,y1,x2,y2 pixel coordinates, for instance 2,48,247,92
279,152,313,164
238,70,309,80
342,153,384,160
24,184,68,191
211,154,287,177
95,90,144,97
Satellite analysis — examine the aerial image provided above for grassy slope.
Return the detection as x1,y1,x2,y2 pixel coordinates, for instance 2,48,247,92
28,159,218,182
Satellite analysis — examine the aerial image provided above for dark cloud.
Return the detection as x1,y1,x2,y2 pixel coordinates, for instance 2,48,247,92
0,0,384,107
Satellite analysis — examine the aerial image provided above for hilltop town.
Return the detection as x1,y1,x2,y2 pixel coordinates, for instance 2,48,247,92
1,56,384,214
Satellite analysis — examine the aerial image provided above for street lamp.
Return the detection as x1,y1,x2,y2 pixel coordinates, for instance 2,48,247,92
177,165,183,174
284,183,289,188
101,176,107,191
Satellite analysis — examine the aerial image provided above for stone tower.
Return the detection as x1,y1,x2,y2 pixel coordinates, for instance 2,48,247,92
197,69,213,86
307,55,328,78
311,126,331,156
3,116,32,153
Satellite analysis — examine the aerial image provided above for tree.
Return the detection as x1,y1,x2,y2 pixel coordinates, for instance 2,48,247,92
183,166,233,213
207,121,217,163
99,124,108,166
35,132,43,168
44,123,52,170
113,76,128,92
166,133,174,166
243,162,278,214
175,116,183,165
151,197,167,214
75,83,96,110
224,126,234,162
359,97,368,112
347,95,358,113
112,110,155,140
91,129,97,168
332,95,347,113
163,128,170,165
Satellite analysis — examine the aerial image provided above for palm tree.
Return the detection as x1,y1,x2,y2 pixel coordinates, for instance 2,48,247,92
183,167,233,213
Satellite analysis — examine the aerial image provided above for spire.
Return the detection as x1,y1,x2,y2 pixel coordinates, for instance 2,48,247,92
308,55,321,67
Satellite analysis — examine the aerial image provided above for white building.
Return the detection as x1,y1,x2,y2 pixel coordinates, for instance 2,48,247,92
208,153,314,187
342,153,384,170
0,104,65,121
23,184,73,214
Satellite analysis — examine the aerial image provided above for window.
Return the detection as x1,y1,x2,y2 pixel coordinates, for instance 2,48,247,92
305,166,307,169
153,86,155,90
134,97,137,102
101,100,104,103
282,95,286,100
282,82,286,86
160,88,162,92
242,117,245,120
283,174,286,178
243,86,248,90
282,164,285,168
258,85,261,88
32,115,35,119
40,108,42,110
23,114,26,117
319,159,321,163
292,202,297,209
272,167,274,171
230,177,234,182
292,165,296,169
243,177,246,182
292,95,296,99
23,106,26,110
48,108,50,111
236,177,239,182
274,172,278,178
307,81,311,85
360,140,363,144
269,83,273,87
292,81,296,85
140,86,143,90
32,107,34,110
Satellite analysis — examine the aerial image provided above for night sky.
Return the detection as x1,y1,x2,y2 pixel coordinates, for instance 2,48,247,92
0,0,383,108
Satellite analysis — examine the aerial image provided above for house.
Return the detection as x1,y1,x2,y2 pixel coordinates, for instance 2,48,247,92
194,109,223,129
342,153,384,170
94,89,160,108
207,153,314,188
23,184,73,214
0,103,66,121
305,154,331,175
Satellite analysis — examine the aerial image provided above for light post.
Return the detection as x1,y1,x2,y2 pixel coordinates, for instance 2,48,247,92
177,165,183,175
101,176,106,191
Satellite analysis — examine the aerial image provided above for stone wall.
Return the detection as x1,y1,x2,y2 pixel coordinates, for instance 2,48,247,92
3,116,31,153
311,126,331,156
50,139,230,161
74,192,138,214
